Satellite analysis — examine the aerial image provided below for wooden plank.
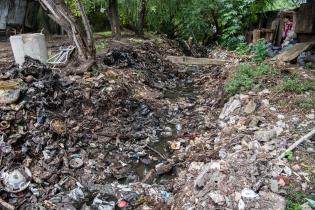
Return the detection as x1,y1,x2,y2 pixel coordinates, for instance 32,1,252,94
166,56,229,66
272,42,315,62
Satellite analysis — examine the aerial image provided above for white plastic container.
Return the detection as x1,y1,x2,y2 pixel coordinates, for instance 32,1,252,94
10,33,48,66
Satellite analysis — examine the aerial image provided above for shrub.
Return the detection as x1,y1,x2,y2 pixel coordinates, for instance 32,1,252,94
224,64,274,95
281,76,313,93
235,42,251,55
252,39,267,62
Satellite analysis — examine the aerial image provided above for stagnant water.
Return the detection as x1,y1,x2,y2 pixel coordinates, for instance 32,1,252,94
132,78,196,181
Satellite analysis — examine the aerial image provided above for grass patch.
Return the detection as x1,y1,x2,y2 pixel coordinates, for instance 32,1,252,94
296,97,315,109
285,186,314,210
97,31,112,38
224,63,275,95
235,43,251,55
95,40,108,52
286,200,302,210
280,76,313,93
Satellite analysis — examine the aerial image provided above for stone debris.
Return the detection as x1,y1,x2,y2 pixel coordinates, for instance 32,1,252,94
171,85,314,209
254,130,277,142
244,100,257,114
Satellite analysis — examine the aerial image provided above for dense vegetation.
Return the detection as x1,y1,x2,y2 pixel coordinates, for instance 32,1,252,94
64,0,304,46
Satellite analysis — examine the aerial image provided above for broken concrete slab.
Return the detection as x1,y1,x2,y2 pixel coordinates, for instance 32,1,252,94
273,42,315,62
254,130,277,142
256,191,286,210
166,56,229,66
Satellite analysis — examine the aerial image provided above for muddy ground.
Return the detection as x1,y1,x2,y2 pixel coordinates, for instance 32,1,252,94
0,35,314,210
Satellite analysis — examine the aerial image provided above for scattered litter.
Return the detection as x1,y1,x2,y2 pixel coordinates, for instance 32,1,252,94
241,188,259,199
1,166,32,193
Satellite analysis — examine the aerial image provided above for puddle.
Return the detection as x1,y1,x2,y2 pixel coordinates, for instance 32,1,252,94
132,76,196,182
163,83,195,102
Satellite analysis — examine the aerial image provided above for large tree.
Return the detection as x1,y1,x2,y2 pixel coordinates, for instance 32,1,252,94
136,0,146,36
38,0,95,70
108,0,121,37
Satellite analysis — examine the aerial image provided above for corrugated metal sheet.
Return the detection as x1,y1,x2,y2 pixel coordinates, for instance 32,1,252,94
0,0,27,29
0,0,9,29
296,1,315,33
7,0,27,25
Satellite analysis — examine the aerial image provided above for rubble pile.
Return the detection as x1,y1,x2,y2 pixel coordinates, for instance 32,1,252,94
171,90,315,209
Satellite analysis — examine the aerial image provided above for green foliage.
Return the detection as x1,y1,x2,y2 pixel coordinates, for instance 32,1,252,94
305,63,314,69
286,200,302,210
95,40,107,52
224,64,274,95
281,76,313,93
97,31,112,38
284,151,294,161
252,39,267,62
65,0,105,16
235,42,251,55
145,0,268,44
267,0,301,11
285,188,312,210
296,98,315,109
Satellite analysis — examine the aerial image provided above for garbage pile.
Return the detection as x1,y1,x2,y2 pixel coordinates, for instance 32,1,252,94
0,40,185,209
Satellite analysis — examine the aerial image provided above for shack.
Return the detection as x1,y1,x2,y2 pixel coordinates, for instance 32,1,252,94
0,0,61,40
250,0,315,46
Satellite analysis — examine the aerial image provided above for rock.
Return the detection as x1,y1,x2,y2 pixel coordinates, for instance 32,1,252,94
25,75,35,83
270,179,279,193
160,131,173,138
194,162,220,189
277,114,285,119
262,99,269,106
302,182,308,191
209,191,225,205
219,149,227,159
258,191,286,210
219,98,241,119
241,188,259,199
234,192,242,202
155,162,173,175
306,147,315,153
244,100,257,114
249,117,260,127
306,114,315,120
239,94,249,100
292,164,301,171
248,141,261,151
238,199,245,210
254,130,277,142
188,162,204,171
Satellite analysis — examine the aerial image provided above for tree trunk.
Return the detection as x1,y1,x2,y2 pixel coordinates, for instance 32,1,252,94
75,0,95,59
38,0,95,63
136,0,146,36
108,0,121,38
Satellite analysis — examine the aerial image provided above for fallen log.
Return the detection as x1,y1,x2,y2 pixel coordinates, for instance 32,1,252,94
166,56,229,66
279,128,315,159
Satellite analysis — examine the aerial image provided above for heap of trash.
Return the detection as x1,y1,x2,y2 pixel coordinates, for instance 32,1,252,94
0,40,185,209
